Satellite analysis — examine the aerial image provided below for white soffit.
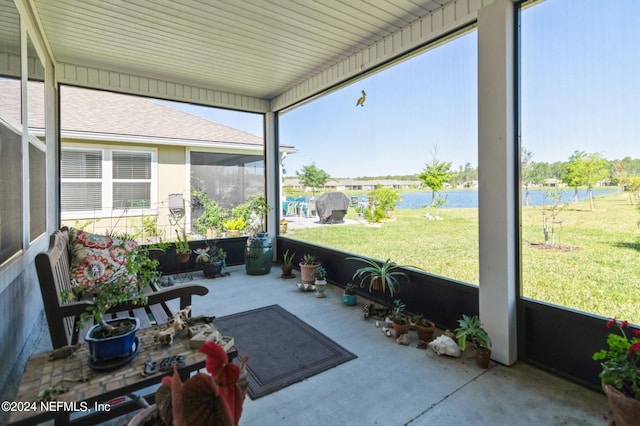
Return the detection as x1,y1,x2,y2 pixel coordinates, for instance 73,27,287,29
28,0,486,112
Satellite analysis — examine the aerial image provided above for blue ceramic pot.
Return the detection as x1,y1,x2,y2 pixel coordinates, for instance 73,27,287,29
85,317,140,362
343,293,357,306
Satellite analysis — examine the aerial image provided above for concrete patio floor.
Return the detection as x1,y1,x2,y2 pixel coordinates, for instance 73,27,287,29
160,264,609,426
26,264,611,426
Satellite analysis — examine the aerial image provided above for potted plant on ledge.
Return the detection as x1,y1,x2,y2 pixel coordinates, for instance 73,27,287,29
593,318,640,426
455,314,492,369
389,299,410,337
347,257,412,297
281,249,296,278
343,283,357,306
223,217,247,237
314,266,327,298
412,313,436,342
299,254,320,285
194,242,227,278
174,228,191,263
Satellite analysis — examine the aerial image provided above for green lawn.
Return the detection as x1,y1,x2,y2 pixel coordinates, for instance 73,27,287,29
286,192,640,324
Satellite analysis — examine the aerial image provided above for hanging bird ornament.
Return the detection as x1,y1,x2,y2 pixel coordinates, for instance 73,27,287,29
356,90,366,107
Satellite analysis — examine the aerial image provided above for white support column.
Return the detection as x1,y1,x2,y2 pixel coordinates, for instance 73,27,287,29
264,112,278,258
477,0,517,365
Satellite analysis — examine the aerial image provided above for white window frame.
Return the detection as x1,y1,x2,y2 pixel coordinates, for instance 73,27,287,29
61,146,157,220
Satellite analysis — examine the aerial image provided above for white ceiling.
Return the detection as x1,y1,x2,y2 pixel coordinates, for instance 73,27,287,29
30,0,453,102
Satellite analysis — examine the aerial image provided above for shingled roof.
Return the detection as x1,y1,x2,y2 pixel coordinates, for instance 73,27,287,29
0,80,270,148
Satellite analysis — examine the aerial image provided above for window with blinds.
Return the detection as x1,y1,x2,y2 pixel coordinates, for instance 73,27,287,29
113,151,152,208
61,149,102,212
61,148,154,216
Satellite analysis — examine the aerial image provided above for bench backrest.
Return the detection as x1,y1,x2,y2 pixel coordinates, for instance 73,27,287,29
35,227,77,348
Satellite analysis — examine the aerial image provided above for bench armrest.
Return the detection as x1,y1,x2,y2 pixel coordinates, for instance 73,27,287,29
58,300,94,318
103,284,209,313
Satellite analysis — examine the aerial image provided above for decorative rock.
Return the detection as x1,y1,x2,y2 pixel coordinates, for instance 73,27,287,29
48,344,79,360
218,336,235,352
188,324,214,337
396,333,410,346
381,327,392,337
375,321,380,328
428,335,461,358
189,328,222,349
443,329,456,339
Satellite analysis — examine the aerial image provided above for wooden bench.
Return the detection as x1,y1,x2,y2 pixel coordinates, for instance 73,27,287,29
35,228,209,349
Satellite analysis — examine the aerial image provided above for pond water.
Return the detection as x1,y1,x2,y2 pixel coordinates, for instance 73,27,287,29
287,188,618,210
395,188,618,209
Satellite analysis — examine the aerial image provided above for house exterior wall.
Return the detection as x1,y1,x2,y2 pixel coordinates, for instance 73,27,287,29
59,141,189,239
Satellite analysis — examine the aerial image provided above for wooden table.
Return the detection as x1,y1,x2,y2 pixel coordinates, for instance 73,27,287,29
8,325,213,426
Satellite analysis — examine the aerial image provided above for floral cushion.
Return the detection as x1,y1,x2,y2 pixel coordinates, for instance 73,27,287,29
68,228,138,292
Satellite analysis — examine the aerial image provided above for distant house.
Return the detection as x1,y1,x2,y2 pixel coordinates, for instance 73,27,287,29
283,177,416,193
1,81,296,236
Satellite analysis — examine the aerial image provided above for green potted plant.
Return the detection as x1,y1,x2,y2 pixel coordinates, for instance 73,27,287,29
412,313,436,342
346,257,414,297
281,249,296,278
174,228,191,263
389,299,410,337
455,314,492,368
313,266,327,298
193,242,227,278
593,318,640,425
64,244,160,366
223,217,246,237
299,254,320,285
343,283,357,306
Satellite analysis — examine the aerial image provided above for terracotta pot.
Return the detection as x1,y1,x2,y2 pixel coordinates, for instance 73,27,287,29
602,383,640,426
392,318,411,337
281,265,293,277
415,320,436,342
371,277,383,291
299,262,319,284
177,252,191,263
474,348,491,369
343,293,357,306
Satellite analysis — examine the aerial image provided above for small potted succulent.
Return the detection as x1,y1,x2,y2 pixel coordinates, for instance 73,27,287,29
281,249,296,278
313,266,327,298
389,299,410,338
342,283,357,306
174,228,191,263
455,314,492,368
193,242,226,278
412,313,436,342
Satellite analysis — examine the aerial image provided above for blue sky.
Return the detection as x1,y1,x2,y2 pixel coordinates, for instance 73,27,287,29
163,0,640,179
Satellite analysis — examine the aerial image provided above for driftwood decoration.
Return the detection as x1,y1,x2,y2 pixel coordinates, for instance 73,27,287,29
153,305,192,345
